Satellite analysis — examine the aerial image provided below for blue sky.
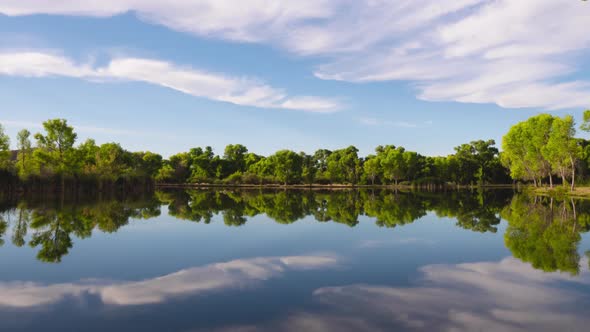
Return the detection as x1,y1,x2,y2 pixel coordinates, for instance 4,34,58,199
1,0,589,157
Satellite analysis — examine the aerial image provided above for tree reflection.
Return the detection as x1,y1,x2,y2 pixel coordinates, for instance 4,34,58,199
0,194,162,263
501,194,589,275
12,206,30,247
28,208,75,263
0,214,7,247
431,190,510,233
364,191,427,228
3,188,590,274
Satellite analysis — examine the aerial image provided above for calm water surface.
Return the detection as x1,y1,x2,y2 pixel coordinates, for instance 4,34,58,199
0,189,589,331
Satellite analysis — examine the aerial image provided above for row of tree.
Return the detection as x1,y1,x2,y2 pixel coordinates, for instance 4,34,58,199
1,111,589,189
0,119,162,191
153,141,511,186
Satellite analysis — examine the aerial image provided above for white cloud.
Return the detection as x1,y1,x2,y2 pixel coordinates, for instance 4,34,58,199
0,52,341,113
311,0,590,110
0,254,338,308
0,0,334,42
1,0,589,110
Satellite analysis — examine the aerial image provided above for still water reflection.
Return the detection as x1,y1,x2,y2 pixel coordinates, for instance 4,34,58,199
0,189,589,331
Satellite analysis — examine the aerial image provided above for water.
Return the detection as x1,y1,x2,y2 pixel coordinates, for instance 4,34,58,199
1,189,589,331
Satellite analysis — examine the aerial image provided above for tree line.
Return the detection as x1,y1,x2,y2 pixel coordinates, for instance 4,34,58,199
0,119,162,192
1,111,589,190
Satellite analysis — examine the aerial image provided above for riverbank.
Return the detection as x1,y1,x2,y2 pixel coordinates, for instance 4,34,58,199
156,183,517,190
534,187,590,199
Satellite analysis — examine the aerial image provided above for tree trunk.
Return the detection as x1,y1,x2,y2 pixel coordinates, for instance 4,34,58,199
570,156,576,191
549,174,553,188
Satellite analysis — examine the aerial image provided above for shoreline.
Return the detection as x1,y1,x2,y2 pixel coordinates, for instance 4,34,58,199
533,187,590,199
156,183,518,190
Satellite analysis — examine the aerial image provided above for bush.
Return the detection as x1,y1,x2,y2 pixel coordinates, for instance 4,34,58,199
224,172,243,184
242,172,261,184
189,175,211,184
314,176,331,185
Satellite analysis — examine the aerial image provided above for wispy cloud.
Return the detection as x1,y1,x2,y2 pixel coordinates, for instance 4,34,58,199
359,117,432,128
0,52,341,113
1,0,589,110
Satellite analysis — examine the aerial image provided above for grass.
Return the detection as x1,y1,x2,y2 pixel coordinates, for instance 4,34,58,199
534,186,590,199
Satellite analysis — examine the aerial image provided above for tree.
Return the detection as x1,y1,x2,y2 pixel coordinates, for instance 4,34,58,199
363,155,381,185
502,114,554,187
313,149,332,182
15,129,34,178
380,146,406,185
300,152,317,185
34,119,78,181
543,116,580,190
453,140,499,185
136,151,163,178
0,124,10,169
224,144,248,175
188,147,215,181
326,146,360,184
94,143,129,180
268,150,303,185
580,109,590,132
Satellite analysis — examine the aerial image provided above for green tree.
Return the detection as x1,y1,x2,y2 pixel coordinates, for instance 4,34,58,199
543,116,580,190
453,140,500,185
580,109,590,132
268,150,303,185
363,155,381,185
33,119,78,182
300,152,317,185
94,143,129,180
313,149,332,182
380,146,406,185
224,144,248,175
0,124,10,169
502,114,554,187
16,129,34,178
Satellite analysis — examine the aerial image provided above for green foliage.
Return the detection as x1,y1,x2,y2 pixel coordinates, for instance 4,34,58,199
580,109,590,132
0,124,10,170
502,114,581,189
326,146,360,184
5,111,590,189
268,150,303,185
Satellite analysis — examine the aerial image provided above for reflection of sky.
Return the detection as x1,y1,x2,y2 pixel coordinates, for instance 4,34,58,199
204,258,590,332
3,253,589,331
0,255,339,308
0,211,513,283
1,207,590,331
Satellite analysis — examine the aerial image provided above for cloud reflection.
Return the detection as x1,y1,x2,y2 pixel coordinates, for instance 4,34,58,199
0,255,338,308
309,257,590,331
205,257,590,332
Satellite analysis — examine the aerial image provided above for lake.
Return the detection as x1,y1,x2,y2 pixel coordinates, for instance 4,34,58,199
0,189,589,331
